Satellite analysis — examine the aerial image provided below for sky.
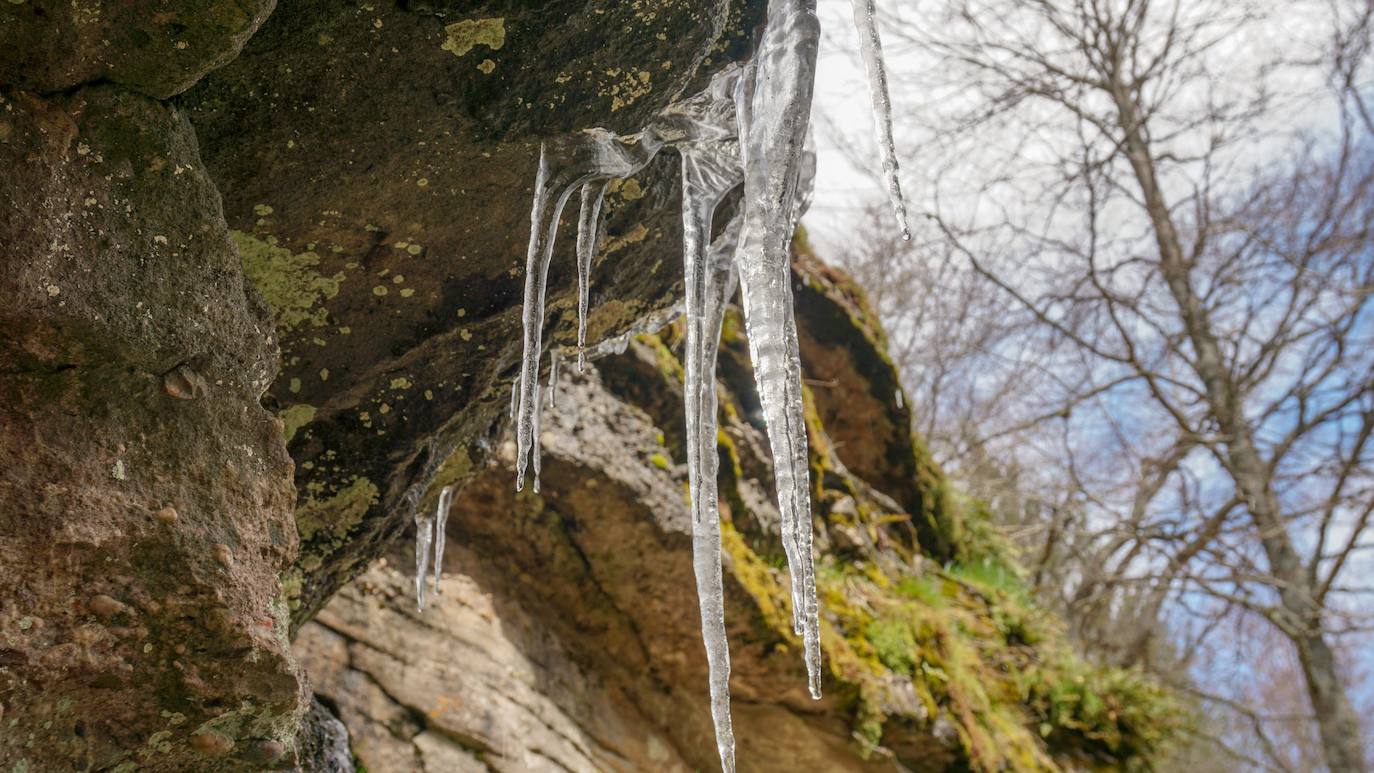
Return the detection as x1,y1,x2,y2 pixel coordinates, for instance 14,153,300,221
809,0,897,255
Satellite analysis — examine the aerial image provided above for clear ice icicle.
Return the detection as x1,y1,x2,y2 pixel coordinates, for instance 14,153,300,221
416,485,455,608
849,0,910,239
576,182,608,372
548,349,560,409
735,0,824,699
433,485,454,594
414,506,435,611
678,70,747,769
514,132,662,492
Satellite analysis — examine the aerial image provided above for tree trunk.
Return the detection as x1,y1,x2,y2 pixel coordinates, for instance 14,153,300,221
1297,630,1369,772
1109,81,1369,773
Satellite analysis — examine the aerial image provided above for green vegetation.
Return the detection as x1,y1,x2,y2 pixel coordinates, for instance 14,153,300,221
630,248,1181,770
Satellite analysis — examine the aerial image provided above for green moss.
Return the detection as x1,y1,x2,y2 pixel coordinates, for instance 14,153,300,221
865,619,918,676
605,239,1179,769
637,332,686,384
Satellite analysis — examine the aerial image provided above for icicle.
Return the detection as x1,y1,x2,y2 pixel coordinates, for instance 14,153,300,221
414,506,435,611
849,0,910,240
685,212,742,773
433,485,454,594
579,304,684,362
532,378,543,494
734,0,824,700
515,132,663,492
678,73,746,766
576,182,608,372
546,351,557,411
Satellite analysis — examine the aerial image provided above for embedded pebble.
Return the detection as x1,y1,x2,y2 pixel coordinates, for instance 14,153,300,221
190,731,234,756
163,365,207,400
154,506,179,525
245,739,286,763
213,544,233,567
88,594,126,619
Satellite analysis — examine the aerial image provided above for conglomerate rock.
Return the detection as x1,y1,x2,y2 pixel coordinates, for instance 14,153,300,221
0,86,304,771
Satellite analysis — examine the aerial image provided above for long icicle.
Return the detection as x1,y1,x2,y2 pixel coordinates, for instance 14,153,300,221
514,143,563,493
849,0,910,239
433,485,454,594
734,0,824,699
681,131,745,772
576,182,608,372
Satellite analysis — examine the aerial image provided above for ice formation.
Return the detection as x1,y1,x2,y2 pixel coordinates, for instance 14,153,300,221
414,485,454,611
498,0,907,768
433,485,454,593
850,0,910,240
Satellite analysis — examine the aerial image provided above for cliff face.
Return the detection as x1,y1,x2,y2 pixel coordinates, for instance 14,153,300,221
293,247,1175,772
1,3,1172,771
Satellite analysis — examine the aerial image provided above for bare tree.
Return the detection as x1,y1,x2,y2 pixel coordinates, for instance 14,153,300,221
831,0,1374,769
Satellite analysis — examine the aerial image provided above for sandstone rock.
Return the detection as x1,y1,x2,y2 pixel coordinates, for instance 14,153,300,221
0,83,303,773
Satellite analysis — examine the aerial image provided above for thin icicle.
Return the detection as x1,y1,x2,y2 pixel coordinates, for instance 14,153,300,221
576,181,608,372
433,485,454,594
849,0,910,240
532,378,543,494
414,506,435,611
548,349,560,409
514,132,662,492
734,0,824,699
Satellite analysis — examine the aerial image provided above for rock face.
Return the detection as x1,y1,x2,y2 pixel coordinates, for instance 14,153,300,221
2,2,1175,771
182,0,767,626
295,252,1176,772
0,0,277,98
0,65,304,773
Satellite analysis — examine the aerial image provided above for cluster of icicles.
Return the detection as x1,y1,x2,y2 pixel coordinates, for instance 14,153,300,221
417,1,907,770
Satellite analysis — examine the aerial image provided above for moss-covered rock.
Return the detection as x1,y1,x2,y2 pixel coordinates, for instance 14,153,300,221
297,246,1178,772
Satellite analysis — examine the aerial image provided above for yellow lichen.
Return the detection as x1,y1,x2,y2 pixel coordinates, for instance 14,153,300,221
233,231,344,331
441,18,505,58
279,404,316,443
296,477,379,543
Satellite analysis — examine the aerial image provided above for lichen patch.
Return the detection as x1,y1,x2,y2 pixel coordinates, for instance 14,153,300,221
441,18,505,58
